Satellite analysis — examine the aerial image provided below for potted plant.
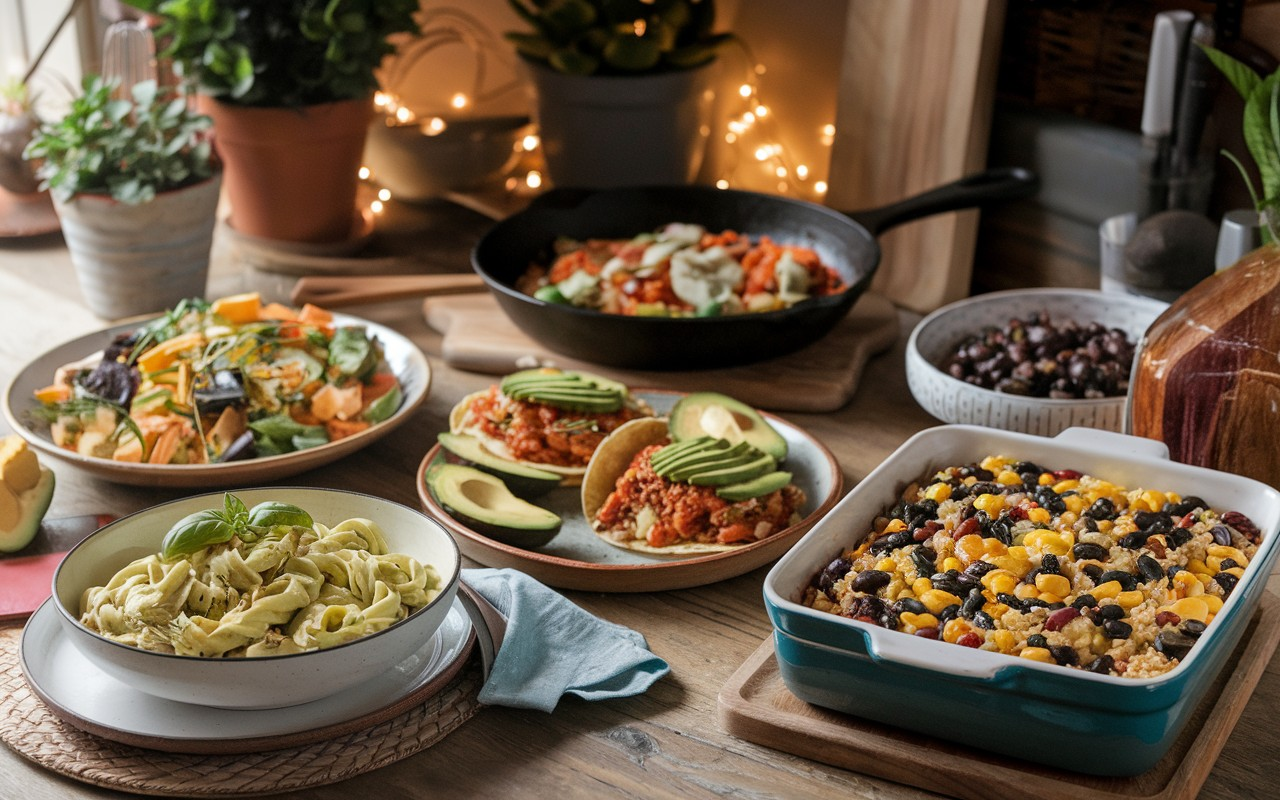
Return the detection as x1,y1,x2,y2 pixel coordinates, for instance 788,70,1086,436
0,80,41,195
123,0,419,243
24,75,220,319
506,0,732,187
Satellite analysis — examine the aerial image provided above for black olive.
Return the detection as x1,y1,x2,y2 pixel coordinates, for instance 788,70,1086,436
1102,619,1133,639
1049,645,1079,666
851,569,892,593
1072,542,1109,562
1027,633,1048,649
1071,593,1098,610
1136,555,1166,583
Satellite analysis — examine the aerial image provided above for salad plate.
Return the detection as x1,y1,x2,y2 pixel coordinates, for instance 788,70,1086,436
19,596,474,754
2,312,431,487
417,391,843,592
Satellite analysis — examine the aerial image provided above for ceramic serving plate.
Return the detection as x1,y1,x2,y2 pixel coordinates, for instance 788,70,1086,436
763,425,1280,776
2,312,431,487
417,391,843,592
20,597,473,754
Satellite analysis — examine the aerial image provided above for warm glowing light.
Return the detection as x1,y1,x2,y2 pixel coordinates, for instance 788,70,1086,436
754,63,766,75
371,200,384,214
394,106,413,123
358,166,371,180
526,170,543,189
738,83,752,98
796,164,809,180
777,181,788,193
742,111,755,125
775,166,787,178
814,180,828,194
423,116,447,135
728,120,745,135
377,188,391,202
521,134,540,151
754,146,771,161
755,105,769,117
725,132,737,144
374,91,390,107
715,179,729,189
505,176,519,191
450,92,469,109
821,123,836,136
633,19,646,36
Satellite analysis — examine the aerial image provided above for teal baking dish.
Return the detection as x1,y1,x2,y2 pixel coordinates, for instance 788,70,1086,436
763,426,1280,776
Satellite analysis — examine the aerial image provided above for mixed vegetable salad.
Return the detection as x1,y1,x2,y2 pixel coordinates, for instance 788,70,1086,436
516,223,845,317
32,293,403,465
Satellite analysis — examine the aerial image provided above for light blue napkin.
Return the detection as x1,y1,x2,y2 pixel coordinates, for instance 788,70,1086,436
461,567,670,712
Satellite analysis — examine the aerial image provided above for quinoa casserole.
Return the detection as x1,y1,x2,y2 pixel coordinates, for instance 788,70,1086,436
803,455,1262,678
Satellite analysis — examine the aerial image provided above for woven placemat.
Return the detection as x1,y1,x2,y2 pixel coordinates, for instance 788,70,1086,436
0,623,483,797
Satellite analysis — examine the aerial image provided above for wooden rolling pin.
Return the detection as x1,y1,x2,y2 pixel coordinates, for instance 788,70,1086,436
290,273,487,308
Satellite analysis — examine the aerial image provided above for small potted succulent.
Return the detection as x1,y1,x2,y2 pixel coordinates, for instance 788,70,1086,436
0,80,41,195
505,0,732,187
124,0,420,243
24,76,220,319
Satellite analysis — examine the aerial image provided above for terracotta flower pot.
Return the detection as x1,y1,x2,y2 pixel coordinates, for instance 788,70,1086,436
204,96,373,244
54,173,221,319
523,59,716,188
1128,240,1280,488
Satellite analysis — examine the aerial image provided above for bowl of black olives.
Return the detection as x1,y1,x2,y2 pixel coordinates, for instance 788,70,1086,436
905,288,1168,435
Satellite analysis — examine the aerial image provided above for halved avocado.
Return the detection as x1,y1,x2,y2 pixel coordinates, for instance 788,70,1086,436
426,463,561,548
0,469,55,553
436,433,561,499
669,392,787,461
684,452,777,487
716,470,792,501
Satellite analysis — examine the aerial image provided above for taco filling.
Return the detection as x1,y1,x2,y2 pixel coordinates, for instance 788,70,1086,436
592,439,806,549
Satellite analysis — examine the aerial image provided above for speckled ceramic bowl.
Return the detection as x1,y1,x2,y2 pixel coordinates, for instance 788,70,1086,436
52,488,461,709
906,288,1168,435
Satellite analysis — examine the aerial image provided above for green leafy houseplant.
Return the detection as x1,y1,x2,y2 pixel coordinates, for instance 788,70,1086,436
1201,46,1279,243
24,76,213,204
506,0,731,76
124,0,420,107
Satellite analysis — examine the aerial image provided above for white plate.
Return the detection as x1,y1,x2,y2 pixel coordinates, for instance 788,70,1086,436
418,391,844,592
3,312,431,487
19,597,473,754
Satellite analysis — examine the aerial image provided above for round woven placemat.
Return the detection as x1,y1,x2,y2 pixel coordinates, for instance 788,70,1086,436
0,623,483,797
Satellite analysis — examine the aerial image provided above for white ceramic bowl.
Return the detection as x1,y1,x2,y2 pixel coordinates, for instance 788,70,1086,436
906,288,1168,435
52,488,461,710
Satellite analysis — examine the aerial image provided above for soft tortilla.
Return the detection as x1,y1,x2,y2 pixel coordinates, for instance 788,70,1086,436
449,390,585,485
581,417,744,555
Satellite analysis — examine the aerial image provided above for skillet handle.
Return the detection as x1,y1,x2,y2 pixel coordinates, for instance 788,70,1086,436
841,167,1038,236
289,273,487,308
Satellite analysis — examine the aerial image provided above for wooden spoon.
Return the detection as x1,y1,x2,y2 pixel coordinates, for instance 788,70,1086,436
290,273,487,307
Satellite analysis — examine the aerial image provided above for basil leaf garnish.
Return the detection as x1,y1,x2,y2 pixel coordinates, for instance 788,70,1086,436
161,509,239,560
246,501,313,529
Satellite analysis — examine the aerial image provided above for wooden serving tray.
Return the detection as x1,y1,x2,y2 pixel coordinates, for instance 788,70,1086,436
422,291,899,413
717,591,1280,800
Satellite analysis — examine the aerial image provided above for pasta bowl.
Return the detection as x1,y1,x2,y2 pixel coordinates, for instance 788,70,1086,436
50,487,461,710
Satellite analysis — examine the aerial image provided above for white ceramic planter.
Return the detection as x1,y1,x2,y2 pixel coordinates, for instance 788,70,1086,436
53,173,221,319
524,59,716,187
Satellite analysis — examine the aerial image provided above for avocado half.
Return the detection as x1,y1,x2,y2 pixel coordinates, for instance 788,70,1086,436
668,392,787,461
0,468,55,553
437,432,561,499
426,463,561,549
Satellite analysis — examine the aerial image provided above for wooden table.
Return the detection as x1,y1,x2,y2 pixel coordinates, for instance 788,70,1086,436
0,202,1275,800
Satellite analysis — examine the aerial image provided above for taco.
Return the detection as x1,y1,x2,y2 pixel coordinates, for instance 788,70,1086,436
582,417,807,554
448,368,654,486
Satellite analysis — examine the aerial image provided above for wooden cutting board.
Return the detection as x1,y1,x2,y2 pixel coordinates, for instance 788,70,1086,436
717,591,1280,800
422,291,899,413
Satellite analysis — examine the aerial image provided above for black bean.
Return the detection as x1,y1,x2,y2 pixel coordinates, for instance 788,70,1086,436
1082,564,1105,584
1119,531,1150,550
1102,619,1133,639
817,556,852,594
851,570,892,593
1027,633,1048,649
1096,604,1126,621
1215,572,1240,596
1154,630,1197,661
1219,558,1240,570
1137,555,1166,583
1181,619,1207,637
1050,645,1079,666
1011,461,1043,476
1099,570,1137,591
1134,510,1173,532
1081,516,1100,532
958,464,995,481
1084,498,1118,521
1072,542,1109,562
1166,564,1183,579
1071,593,1098,610
894,597,928,615
1022,567,1043,585
1166,528,1193,548
931,571,966,597
972,610,996,629
1165,496,1207,517
997,593,1025,611
1085,655,1116,674
1032,486,1067,514
937,604,962,626
1045,602,1067,610
1210,525,1233,547
1022,597,1051,609
1040,553,1061,574
963,560,998,578
910,546,936,577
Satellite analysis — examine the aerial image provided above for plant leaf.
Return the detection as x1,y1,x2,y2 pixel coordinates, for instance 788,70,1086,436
1243,74,1280,204
1199,45,1261,100
160,509,238,559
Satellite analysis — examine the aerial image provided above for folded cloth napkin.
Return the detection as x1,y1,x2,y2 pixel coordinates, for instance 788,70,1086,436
461,567,670,712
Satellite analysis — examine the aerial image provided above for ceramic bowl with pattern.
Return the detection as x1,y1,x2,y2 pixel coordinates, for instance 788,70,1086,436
905,288,1168,435
48,488,461,709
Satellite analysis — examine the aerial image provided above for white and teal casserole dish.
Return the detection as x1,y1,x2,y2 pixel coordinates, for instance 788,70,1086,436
763,425,1280,776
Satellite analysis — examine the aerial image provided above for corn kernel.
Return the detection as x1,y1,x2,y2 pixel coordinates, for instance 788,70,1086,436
1187,558,1212,576
900,612,939,630
983,570,1018,596
1116,590,1145,609
883,518,907,534
1035,573,1071,597
1064,496,1087,516
1111,517,1138,537
973,493,1005,515
1027,507,1052,524
920,589,963,615
1092,580,1122,600
896,588,916,600
980,455,1009,472
1090,630,1111,654
876,557,896,572
1038,472,1055,486
1052,479,1080,493
1037,592,1064,605
1008,545,1029,561
1202,595,1224,614
912,577,933,597
993,469,1018,485
1168,596,1210,623
992,629,1016,653
1020,646,1055,663
1185,577,1206,596
984,602,1010,618
941,556,963,573
1097,519,1114,534
942,618,971,643
1014,583,1040,600
1207,544,1248,565
1141,490,1168,511
1224,567,1245,578
1172,572,1199,593
924,482,952,502
957,534,985,564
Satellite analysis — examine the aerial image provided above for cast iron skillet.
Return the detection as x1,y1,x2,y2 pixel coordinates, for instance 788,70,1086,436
472,167,1036,370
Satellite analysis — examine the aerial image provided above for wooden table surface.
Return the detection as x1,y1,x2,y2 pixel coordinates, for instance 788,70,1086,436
0,200,1275,799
